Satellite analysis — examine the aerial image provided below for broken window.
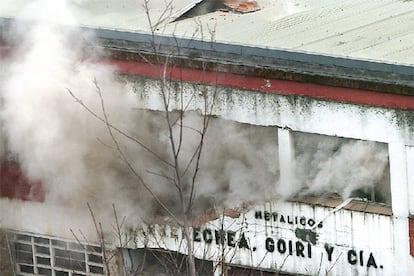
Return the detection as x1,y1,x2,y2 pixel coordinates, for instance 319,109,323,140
292,131,391,205
136,110,280,215
197,116,279,209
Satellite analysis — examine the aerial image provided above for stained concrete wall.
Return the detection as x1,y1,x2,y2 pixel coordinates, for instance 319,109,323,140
132,201,396,275
127,76,414,275
130,76,414,146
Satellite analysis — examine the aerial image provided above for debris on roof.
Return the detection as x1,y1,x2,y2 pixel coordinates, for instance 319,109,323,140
175,0,260,21
223,0,260,13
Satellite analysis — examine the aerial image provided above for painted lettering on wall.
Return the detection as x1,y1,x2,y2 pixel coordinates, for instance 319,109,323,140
265,237,312,258
192,228,383,270
193,227,250,250
254,210,324,228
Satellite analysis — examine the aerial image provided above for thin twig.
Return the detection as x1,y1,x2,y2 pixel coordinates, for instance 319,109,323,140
70,229,86,250
87,203,111,276
66,87,174,168
91,80,180,224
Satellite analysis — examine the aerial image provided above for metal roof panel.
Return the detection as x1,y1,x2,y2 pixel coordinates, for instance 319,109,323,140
0,0,414,66
165,0,414,65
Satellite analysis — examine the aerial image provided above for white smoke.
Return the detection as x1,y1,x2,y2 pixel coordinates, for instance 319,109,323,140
0,0,147,235
0,0,391,241
197,120,279,207
294,132,390,203
0,0,281,236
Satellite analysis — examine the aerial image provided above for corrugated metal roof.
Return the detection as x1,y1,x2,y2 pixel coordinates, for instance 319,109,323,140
0,0,413,66
166,0,414,65
0,0,203,30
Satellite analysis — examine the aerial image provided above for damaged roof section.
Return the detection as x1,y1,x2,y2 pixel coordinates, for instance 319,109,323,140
223,0,260,13
176,0,259,21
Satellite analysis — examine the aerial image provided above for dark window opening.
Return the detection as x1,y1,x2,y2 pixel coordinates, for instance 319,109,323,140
88,253,103,264
229,265,295,276
89,265,104,274
124,248,214,276
37,267,52,276
35,245,50,255
36,256,50,265
19,264,34,273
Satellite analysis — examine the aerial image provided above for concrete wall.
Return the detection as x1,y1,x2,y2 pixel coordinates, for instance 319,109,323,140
130,77,414,146
133,201,396,275
128,76,414,275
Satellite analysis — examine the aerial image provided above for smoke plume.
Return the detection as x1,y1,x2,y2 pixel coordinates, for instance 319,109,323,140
0,0,390,240
0,0,281,236
293,132,390,204
0,0,143,236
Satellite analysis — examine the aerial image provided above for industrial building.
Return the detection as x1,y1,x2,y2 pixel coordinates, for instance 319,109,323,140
0,0,413,275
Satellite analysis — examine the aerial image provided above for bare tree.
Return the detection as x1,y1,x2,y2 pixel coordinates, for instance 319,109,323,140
67,3,218,273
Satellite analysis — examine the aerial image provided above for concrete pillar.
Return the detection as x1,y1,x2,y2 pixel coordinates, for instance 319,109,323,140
388,142,410,275
389,142,409,217
407,146,414,214
277,128,296,197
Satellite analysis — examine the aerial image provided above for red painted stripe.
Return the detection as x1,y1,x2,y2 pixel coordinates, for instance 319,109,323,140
105,59,414,110
1,46,412,109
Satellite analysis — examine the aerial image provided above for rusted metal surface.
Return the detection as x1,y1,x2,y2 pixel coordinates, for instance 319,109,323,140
223,0,259,13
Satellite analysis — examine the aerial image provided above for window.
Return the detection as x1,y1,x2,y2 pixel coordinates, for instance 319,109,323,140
292,131,391,205
11,232,104,276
